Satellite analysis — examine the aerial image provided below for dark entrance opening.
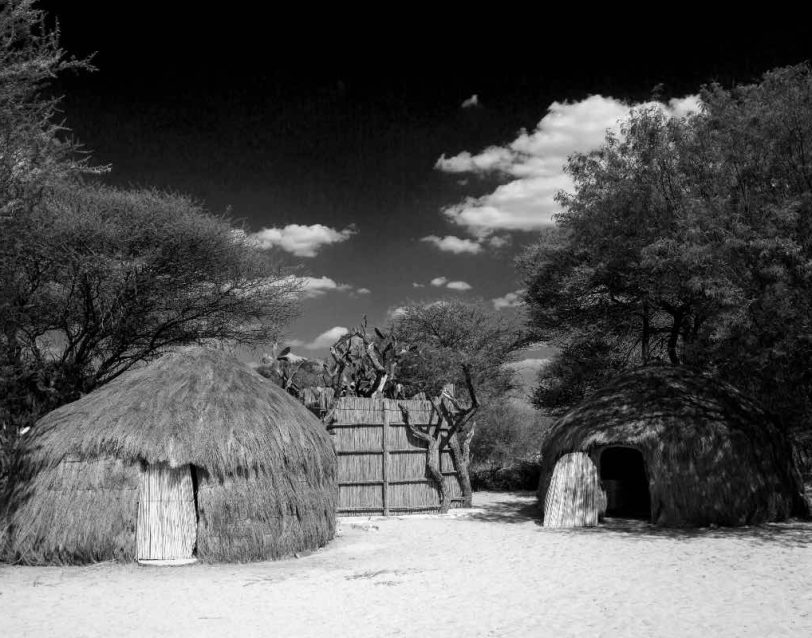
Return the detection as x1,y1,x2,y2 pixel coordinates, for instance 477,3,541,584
599,447,651,519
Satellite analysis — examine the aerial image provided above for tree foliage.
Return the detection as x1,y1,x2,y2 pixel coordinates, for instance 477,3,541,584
0,2,302,484
520,64,812,460
387,300,528,401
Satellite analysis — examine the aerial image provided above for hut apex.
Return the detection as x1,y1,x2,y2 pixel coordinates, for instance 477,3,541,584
3,347,338,565
538,367,809,528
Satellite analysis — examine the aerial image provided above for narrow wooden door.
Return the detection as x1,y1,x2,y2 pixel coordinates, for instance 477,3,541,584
137,463,196,561
543,452,601,528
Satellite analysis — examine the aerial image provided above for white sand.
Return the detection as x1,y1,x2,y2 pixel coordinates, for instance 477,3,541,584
2,492,811,637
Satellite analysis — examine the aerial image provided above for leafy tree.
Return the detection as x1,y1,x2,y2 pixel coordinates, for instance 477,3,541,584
387,300,529,507
0,0,100,222
520,64,812,467
388,300,528,400
2,183,301,429
0,3,303,484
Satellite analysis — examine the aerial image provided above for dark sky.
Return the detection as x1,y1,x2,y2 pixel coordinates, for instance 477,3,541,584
37,3,812,358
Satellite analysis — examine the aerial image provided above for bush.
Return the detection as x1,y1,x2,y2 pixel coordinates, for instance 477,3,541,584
471,459,542,492
469,399,551,491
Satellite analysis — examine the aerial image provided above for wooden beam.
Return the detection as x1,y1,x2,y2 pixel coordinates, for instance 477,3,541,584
381,397,390,516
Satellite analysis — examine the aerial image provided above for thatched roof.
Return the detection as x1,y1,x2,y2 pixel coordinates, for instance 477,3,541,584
538,366,808,526
4,347,338,564
24,347,333,477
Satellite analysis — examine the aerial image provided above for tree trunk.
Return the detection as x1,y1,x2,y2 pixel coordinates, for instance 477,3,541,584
446,421,475,508
425,434,448,513
399,403,448,513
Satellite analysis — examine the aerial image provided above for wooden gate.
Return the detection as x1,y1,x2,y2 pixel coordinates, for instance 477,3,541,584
137,463,197,562
329,397,463,515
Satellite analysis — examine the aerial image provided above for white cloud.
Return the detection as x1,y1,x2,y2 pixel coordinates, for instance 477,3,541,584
436,94,701,236
461,94,479,109
412,282,425,288
356,287,371,295
487,235,510,249
427,276,472,291
303,326,349,350
249,224,356,257
299,276,352,298
421,234,483,254
492,289,524,310
387,306,407,319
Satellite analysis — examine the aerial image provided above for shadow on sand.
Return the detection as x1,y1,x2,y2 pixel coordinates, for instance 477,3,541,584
467,492,812,548
581,517,812,548
467,493,542,525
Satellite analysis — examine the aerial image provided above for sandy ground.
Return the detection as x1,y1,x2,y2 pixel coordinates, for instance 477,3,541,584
2,492,811,638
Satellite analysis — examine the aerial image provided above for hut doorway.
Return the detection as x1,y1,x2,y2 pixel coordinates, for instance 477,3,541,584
136,463,197,564
599,447,651,519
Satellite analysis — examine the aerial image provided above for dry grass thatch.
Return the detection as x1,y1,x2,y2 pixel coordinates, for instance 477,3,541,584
3,347,337,564
537,366,809,527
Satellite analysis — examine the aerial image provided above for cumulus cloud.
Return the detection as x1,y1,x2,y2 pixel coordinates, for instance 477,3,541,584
387,306,407,319
492,289,525,310
426,276,472,291
436,94,701,236
298,276,352,298
356,287,371,295
421,234,483,254
412,282,425,288
461,94,479,109
249,223,356,257
303,326,349,350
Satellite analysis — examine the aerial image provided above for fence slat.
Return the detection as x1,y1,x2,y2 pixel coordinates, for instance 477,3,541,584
382,398,390,516
332,397,463,515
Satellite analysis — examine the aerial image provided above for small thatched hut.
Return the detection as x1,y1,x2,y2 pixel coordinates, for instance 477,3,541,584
3,348,338,564
538,367,808,528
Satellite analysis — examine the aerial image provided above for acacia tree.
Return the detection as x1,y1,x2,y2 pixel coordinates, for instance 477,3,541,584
0,2,303,484
387,300,528,508
0,0,98,224
2,183,301,429
520,64,812,465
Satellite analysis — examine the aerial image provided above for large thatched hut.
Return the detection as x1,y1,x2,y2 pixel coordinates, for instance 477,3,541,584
3,348,338,564
538,367,808,528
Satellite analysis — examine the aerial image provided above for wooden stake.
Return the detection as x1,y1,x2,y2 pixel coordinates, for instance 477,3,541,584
381,398,390,516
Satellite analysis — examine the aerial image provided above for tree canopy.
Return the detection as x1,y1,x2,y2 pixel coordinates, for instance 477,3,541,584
387,299,529,401
0,2,302,483
520,64,812,460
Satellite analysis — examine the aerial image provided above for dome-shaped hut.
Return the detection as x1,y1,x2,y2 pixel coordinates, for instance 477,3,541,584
538,367,808,528
3,348,338,564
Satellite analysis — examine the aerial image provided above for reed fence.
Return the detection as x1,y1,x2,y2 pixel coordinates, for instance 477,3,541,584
328,397,463,515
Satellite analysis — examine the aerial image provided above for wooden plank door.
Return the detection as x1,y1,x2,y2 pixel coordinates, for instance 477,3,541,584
137,463,197,561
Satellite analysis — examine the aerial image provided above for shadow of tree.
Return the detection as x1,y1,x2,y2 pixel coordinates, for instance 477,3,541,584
467,494,542,524
553,516,812,549
466,492,812,549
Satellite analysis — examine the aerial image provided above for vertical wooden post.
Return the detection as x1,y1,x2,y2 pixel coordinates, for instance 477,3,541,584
381,398,390,516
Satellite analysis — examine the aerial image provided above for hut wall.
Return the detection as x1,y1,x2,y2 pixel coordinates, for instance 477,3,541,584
195,468,336,561
5,456,140,564
330,397,463,515
644,426,802,526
